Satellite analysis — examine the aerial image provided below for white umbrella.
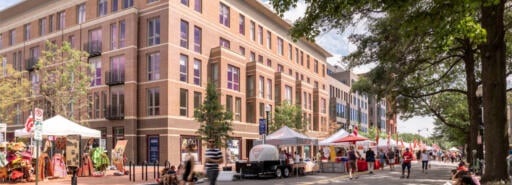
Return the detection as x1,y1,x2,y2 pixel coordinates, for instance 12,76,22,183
448,147,460,152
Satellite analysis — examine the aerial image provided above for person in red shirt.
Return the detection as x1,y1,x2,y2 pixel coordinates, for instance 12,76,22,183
401,148,413,179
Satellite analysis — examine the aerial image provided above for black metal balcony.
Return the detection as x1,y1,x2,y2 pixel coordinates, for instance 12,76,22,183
25,57,38,71
84,40,102,57
106,70,125,86
105,105,124,120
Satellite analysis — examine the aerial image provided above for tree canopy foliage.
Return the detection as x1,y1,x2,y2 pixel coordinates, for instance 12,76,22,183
271,101,305,133
0,58,30,124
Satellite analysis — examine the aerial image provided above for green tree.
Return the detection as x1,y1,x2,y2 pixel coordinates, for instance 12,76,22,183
35,41,91,122
270,101,305,133
194,82,233,148
0,57,30,124
270,0,509,181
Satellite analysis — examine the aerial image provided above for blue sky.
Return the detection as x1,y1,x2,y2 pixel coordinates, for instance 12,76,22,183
0,0,435,136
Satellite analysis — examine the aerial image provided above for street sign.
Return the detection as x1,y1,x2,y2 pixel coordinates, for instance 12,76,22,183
34,108,44,121
259,118,267,135
0,123,6,133
34,121,43,141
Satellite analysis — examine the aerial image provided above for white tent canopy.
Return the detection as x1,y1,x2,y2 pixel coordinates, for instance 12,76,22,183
319,129,349,145
377,138,397,148
255,126,317,146
15,115,101,138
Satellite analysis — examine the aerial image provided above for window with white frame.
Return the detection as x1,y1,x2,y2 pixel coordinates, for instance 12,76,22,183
77,4,86,24
258,76,264,98
193,59,201,86
180,54,188,82
258,25,263,45
235,97,241,121
24,24,30,41
147,87,160,116
98,0,108,17
180,20,189,48
277,37,283,55
239,14,245,35
266,79,272,100
147,53,160,81
266,31,271,49
194,26,201,53
39,18,46,36
285,86,292,103
180,89,188,116
119,20,126,48
250,21,255,41
219,3,230,27
227,65,239,91
89,57,101,86
148,17,160,46
57,11,65,30
111,23,117,49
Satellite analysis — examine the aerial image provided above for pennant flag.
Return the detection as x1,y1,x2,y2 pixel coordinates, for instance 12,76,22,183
387,131,391,147
413,138,418,149
24,113,34,133
400,138,405,148
353,125,358,136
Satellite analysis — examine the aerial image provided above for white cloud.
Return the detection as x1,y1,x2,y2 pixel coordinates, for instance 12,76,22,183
0,0,23,11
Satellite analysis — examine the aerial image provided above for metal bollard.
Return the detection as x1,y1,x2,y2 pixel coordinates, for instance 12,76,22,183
153,161,157,179
156,160,160,178
132,161,135,182
144,161,148,181
129,161,132,181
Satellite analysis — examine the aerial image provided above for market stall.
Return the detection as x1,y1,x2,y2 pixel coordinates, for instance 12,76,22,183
10,115,103,182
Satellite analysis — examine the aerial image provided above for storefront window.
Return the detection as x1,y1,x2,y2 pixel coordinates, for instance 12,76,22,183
180,136,201,163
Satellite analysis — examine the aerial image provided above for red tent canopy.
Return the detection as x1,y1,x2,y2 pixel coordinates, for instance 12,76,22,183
333,134,368,143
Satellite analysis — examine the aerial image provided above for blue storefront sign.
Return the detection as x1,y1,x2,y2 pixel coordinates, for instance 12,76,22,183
259,118,267,135
148,136,159,163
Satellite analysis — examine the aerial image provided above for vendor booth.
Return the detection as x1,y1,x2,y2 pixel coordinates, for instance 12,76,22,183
7,115,106,182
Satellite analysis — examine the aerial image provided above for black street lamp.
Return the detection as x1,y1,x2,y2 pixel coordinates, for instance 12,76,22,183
265,104,271,137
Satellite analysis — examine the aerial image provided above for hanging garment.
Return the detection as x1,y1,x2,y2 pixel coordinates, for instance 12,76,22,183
77,154,94,177
52,153,67,177
37,153,54,179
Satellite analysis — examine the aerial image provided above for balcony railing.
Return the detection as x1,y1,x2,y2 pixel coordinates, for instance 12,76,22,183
106,70,125,85
105,105,124,120
25,57,38,71
84,40,102,57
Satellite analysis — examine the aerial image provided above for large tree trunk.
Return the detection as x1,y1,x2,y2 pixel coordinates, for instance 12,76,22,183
480,0,509,182
463,42,481,169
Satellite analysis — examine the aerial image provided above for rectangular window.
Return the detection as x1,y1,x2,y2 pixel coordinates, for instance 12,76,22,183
148,17,160,46
277,38,283,55
193,92,202,116
259,103,265,117
180,54,188,82
147,53,160,81
57,11,65,30
277,64,283,72
308,93,312,110
193,26,201,53
258,25,263,45
39,18,46,36
258,55,263,63
147,88,160,116
88,94,93,118
295,48,299,63
250,21,255,41
303,92,307,108
314,60,318,73
180,89,188,116
239,14,245,35
119,20,126,47
211,63,219,87
285,85,292,103
94,92,100,118
250,52,255,62
266,59,271,67
0,34,2,49
219,3,230,27
122,0,133,8
77,4,86,24
307,55,310,69
148,0,158,3
266,31,271,49
239,46,245,56
98,0,108,17
69,35,75,48
9,29,15,46
219,38,230,49
194,0,202,12
110,56,125,84
266,79,272,100
227,65,240,91
89,57,102,86
235,97,241,121
112,0,118,12
24,24,30,41
288,44,292,60
181,0,189,6
49,15,54,33
300,51,304,65
193,59,201,86
247,76,255,97
16,51,21,71
258,76,264,98
110,23,117,49
180,20,189,48
226,95,233,113
321,98,326,114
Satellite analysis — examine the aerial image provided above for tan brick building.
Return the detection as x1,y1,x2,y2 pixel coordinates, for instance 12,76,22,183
0,0,332,165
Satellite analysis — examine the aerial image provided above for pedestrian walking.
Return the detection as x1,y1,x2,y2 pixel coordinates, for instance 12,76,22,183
421,149,429,174
180,143,196,185
378,149,386,170
386,149,395,170
507,149,512,184
205,139,223,185
365,148,375,174
347,145,361,180
401,148,413,179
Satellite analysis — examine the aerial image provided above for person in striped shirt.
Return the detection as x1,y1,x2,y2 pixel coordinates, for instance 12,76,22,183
205,139,223,185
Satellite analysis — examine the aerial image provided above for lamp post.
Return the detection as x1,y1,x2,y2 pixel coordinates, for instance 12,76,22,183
265,104,271,138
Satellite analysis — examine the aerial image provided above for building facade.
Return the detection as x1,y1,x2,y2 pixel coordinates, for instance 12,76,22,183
0,0,332,165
